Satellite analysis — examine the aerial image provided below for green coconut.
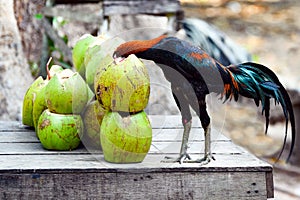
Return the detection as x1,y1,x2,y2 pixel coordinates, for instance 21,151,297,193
48,65,64,78
32,84,48,130
22,76,46,127
72,34,106,79
95,54,150,112
82,100,107,148
45,69,89,114
100,111,152,163
23,64,64,127
87,84,95,101
85,37,124,90
37,109,83,150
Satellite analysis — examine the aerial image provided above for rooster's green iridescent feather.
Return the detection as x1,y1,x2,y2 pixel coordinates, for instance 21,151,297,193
227,62,295,160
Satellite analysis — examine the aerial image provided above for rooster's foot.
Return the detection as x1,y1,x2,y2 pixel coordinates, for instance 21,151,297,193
161,153,192,164
183,154,215,165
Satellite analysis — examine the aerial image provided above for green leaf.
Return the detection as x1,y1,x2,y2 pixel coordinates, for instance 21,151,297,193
34,13,43,20
252,54,260,62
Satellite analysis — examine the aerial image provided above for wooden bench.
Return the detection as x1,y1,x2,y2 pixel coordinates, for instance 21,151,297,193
287,88,300,165
0,116,273,199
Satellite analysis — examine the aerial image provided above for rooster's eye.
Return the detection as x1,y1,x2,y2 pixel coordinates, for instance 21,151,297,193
113,52,118,59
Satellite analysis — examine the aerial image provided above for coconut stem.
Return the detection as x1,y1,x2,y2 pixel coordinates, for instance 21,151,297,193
46,57,53,80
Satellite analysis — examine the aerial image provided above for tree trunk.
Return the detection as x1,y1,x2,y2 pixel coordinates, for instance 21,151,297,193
0,0,33,120
14,0,45,65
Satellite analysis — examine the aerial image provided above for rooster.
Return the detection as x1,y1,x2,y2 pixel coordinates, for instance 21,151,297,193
113,35,295,165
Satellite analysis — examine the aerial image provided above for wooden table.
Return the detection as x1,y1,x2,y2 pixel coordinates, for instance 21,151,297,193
0,116,273,199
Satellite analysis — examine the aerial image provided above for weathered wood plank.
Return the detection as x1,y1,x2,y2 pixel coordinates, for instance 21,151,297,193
0,171,268,200
0,131,38,143
149,128,229,141
0,128,229,143
149,115,202,128
150,141,246,154
42,6,103,23
0,116,274,199
54,0,102,4
266,170,274,198
0,141,244,155
0,121,32,132
103,0,181,16
0,115,199,131
0,154,271,172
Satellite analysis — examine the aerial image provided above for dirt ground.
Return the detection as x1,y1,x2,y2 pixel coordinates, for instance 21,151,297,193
180,0,300,199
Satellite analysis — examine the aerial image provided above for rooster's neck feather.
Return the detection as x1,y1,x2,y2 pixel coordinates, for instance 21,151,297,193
116,35,167,57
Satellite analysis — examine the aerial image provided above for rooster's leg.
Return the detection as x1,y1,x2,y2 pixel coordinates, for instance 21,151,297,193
203,123,215,163
162,119,192,163
184,97,215,165
179,119,192,161
162,90,193,164
184,123,215,165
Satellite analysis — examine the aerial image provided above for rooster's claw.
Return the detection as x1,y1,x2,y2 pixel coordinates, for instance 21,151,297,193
161,153,192,164
183,155,215,165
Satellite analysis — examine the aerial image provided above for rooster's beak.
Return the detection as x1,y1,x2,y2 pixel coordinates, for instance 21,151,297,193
113,52,125,64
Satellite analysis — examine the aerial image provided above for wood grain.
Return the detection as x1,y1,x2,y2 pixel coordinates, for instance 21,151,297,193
103,0,181,16
0,116,274,199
